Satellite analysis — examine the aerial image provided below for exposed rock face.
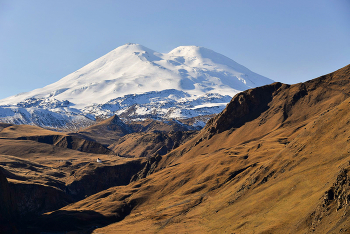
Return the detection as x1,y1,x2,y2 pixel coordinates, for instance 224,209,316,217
10,182,74,218
66,160,146,200
304,168,350,233
131,155,162,181
204,82,283,138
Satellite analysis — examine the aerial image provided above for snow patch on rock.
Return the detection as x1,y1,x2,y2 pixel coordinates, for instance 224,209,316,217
0,43,273,129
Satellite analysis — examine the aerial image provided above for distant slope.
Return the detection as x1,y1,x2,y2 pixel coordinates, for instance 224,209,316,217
0,124,111,154
127,118,200,133
0,43,273,128
109,130,197,158
75,116,199,147
27,64,350,233
76,115,133,146
0,123,150,232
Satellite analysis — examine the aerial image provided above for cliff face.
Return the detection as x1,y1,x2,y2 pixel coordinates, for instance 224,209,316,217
0,168,15,225
9,182,73,218
65,160,146,200
300,168,350,233
204,82,284,137
0,166,76,232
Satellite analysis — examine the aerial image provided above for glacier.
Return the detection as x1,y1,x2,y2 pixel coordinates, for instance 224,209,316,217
0,43,274,129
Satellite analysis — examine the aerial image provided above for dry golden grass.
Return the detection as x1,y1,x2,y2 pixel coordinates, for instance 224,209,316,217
87,64,350,233
2,64,350,233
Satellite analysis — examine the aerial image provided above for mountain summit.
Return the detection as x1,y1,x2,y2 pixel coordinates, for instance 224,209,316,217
0,43,273,128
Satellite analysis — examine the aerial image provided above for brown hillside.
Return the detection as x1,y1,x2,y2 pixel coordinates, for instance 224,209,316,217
1,64,350,233
77,115,133,146
0,124,111,154
127,118,197,133
27,64,350,234
0,123,150,233
109,130,197,158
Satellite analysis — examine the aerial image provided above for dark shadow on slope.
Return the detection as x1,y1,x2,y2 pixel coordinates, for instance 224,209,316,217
16,135,111,154
23,210,116,234
23,202,136,234
204,82,283,138
66,160,146,200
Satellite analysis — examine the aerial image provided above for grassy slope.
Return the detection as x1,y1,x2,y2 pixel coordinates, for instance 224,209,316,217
2,65,350,233
74,64,350,233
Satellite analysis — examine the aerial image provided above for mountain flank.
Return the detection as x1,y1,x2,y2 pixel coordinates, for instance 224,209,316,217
64,64,350,233
0,124,111,154
1,64,350,233
76,115,133,146
0,43,273,128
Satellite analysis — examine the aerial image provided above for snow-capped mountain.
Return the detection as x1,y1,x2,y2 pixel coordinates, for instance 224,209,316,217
0,43,274,129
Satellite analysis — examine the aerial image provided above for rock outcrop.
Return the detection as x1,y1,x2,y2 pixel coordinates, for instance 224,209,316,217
204,82,283,138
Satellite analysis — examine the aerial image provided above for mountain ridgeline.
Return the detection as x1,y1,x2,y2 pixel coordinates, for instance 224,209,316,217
0,43,273,129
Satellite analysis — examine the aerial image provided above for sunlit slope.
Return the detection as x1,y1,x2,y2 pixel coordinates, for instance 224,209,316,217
32,64,350,233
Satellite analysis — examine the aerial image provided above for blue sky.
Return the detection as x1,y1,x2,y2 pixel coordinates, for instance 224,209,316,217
0,0,349,100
